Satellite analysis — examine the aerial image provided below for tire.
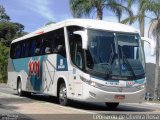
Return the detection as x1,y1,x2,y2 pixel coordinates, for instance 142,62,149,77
17,80,24,96
105,102,119,110
24,91,31,97
58,83,70,106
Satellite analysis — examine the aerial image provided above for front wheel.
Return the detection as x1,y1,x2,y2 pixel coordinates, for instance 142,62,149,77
17,80,24,96
58,83,70,106
105,102,119,110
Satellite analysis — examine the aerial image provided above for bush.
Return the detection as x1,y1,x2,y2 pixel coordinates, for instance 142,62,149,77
0,42,9,83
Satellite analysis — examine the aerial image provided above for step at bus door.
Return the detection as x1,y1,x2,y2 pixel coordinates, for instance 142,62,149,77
72,68,83,99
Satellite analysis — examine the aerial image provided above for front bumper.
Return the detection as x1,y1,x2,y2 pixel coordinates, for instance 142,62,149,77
82,83,145,103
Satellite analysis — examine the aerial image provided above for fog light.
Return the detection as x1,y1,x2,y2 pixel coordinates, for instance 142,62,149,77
90,81,96,87
80,76,103,88
136,84,145,90
89,91,96,97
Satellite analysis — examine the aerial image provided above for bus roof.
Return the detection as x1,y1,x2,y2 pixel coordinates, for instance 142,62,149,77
12,19,139,43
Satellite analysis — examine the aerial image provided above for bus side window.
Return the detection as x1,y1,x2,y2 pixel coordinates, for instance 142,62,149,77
24,41,30,57
10,43,16,59
54,28,66,57
67,26,84,69
21,42,26,58
35,38,43,56
15,44,21,58
43,38,52,54
43,31,56,54
74,37,83,69
44,39,51,54
30,40,36,56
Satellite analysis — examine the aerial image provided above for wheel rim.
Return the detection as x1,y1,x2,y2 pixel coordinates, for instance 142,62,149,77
59,85,67,103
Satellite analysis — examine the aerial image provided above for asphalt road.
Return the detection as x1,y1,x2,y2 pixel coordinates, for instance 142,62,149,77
0,84,160,120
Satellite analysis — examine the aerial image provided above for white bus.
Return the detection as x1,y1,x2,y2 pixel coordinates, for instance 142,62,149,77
8,19,146,109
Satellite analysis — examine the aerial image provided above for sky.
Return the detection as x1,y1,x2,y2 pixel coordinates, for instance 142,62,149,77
0,0,73,32
0,0,156,63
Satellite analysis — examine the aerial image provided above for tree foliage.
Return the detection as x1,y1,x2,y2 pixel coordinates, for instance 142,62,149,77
0,21,26,46
121,0,151,37
0,42,9,82
0,5,27,82
0,5,10,21
69,0,133,21
122,0,160,99
146,0,160,100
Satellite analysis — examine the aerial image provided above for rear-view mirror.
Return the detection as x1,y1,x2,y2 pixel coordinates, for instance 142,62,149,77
73,29,88,50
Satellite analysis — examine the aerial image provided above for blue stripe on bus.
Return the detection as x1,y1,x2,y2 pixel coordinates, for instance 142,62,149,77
13,56,43,91
12,54,68,91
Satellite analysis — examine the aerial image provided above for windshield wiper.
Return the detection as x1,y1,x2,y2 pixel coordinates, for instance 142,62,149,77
104,44,115,78
120,47,136,79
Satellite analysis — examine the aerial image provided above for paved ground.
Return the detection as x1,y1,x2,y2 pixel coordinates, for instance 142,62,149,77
0,84,160,120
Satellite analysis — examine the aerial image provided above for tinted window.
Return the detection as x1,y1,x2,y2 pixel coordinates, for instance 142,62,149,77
24,41,30,57
35,37,43,56
67,26,84,69
30,40,36,56
21,42,26,58
43,39,52,54
10,43,16,59
42,28,66,56
15,44,21,58
10,28,66,58
43,32,55,54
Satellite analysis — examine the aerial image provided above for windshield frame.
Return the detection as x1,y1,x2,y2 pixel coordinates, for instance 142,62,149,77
84,28,145,80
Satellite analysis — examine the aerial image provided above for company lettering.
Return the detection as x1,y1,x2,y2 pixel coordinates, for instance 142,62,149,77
127,81,135,85
28,58,40,78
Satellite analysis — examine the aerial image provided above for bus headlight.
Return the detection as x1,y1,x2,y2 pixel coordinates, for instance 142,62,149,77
136,84,145,90
90,81,103,87
80,76,103,88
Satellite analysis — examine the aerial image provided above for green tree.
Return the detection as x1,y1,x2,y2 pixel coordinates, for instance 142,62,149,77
69,0,133,21
0,5,27,46
13,22,28,39
0,5,27,83
121,0,151,37
122,0,160,99
0,5,10,21
0,22,27,46
146,0,160,100
0,42,9,82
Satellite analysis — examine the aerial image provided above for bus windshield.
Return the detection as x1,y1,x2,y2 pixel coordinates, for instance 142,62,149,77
86,29,145,79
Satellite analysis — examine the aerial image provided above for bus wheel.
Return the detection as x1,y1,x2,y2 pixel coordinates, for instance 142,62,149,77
58,83,69,106
17,80,24,96
24,91,31,97
105,102,119,110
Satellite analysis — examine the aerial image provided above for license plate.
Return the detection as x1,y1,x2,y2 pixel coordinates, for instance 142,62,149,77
114,95,125,100
106,81,119,86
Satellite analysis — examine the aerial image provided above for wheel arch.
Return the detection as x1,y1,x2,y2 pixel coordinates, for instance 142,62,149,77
16,70,28,91
17,75,22,90
56,76,68,97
